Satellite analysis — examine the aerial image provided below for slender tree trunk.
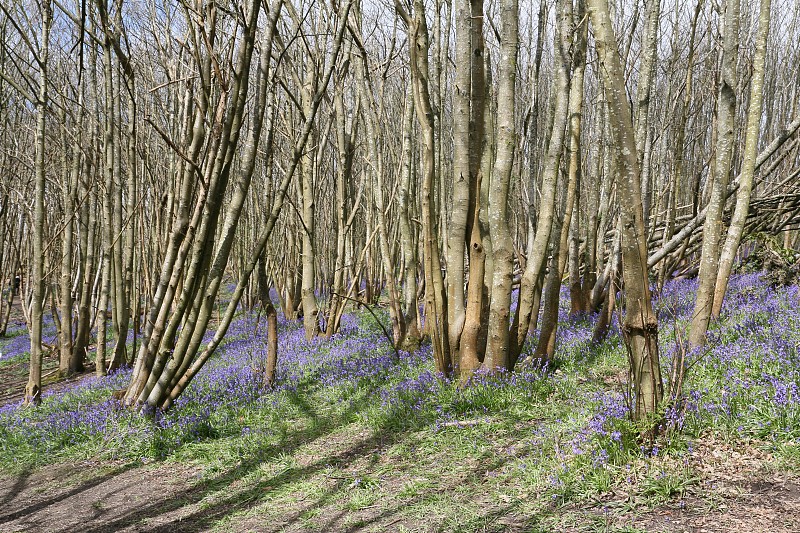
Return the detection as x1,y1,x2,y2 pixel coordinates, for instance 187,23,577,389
405,0,451,375
355,51,406,349
713,0,771,316
327,81,357,338
589,0,663,425
24,0,52,406
634,0,661,235
566,0,588,315
448,0,476,372
263,301,278,387
59,86,84,375
512,0,571,362
300,76,320,340
689,0,740,348
398,88,421,349
484,0,518,371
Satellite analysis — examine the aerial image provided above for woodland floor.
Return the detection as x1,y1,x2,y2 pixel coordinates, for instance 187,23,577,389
2,276,800,532
0,431,798,532
0,301,95,407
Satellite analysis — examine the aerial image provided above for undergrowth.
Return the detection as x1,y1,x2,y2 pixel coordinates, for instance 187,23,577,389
0,273,798,530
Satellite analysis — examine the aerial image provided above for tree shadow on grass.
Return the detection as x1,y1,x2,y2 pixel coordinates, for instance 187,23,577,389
76,406,391,532
0,464,134,525
129,428,535,533
2,346,545,532
129,398,540,532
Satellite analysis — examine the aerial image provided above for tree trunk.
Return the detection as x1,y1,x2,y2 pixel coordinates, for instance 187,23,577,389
689,0,740,348
24,0,52,406
483,0,518,372
588,0,663,425
712,0,771,316
512,0,571,362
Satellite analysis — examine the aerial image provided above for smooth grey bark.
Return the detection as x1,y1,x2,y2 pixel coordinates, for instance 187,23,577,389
24,0,52,406
483,0,518,371
712,0,771,317
689,0,740,348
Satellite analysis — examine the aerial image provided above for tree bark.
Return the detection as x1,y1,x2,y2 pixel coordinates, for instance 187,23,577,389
24,0,52,406
712,0,771,317
484,0,518,372
588,0,663,424
689,0,740,348
512,0,571,362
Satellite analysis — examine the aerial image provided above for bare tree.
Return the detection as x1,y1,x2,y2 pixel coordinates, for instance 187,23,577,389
588,0,663,425
689,0,740,348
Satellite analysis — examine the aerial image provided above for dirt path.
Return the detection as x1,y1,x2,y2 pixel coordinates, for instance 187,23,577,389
0,461,203,533
631,478,800,532
1,441,799,532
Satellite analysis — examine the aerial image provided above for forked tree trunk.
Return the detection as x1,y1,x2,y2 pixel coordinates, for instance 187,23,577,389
453,0,490,382
447,0,477,373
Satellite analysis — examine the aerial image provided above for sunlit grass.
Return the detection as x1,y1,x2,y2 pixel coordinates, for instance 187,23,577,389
0,273,798,529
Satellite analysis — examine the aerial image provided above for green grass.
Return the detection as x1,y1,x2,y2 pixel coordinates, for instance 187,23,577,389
2,276,800,530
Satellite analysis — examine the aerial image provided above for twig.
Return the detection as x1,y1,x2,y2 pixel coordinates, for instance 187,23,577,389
330,291,400,362
441,419,484,428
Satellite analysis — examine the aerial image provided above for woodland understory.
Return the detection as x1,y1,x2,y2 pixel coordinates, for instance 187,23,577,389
1,0,800,530
2,274,800,532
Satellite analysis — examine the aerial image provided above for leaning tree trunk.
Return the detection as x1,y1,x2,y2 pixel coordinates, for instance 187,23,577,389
511,0,572,362
159,0,351,409
124,0,268,406
589,0,664,426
